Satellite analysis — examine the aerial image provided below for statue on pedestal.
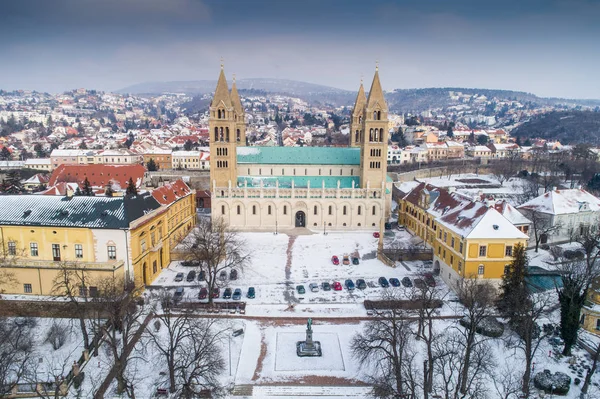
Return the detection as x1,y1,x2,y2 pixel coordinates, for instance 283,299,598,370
297,318,322,357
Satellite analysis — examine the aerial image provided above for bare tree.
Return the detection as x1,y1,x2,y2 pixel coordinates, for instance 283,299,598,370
51,262,92,350
92,276,145,396
519,208,561,252
0,238,25,296
582,340,600,396
351,307,420,399
0,317,34,397
28,349,78,399
517,177,542,205
184,217,250,305
491,364,523,399
490,152,521,186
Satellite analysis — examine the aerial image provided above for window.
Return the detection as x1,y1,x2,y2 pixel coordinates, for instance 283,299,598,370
372,206,376,216
459,242,463,253
141,240,147,252
283,206,287,215
505,245,513,257
343,206,347,215
30,242,38,257
504,265,510,275
8,241,16,256
458,261,462,273
237,205,241,215
451,237,455,248
596,319,600,331
328,206,332,215
314,205,318,215
89,286,98,297
52,244,61,261
358,206,362,215
153,260,157,274
438,246,441,255
443,232,447,243
478,265,484,275
75,244,83,259
450,255,454,265
24,283,32,293
252,205,256,215
79,286,88,296
479,246,487,257
222,205,225,215
107,245,117,260
268,205,272,215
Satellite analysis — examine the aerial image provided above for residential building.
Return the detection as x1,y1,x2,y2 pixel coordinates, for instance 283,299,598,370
466,145,493,158
48,164,146,192
142,148,172,170
24,158,52,171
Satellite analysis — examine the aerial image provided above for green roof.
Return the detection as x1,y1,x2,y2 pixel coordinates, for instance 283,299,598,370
236,146,360,165
237,176,360,189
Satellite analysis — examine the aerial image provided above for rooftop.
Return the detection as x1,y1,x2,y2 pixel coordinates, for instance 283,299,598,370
236,146,360,165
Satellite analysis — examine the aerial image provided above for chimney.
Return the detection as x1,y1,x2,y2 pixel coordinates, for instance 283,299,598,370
66,188,74,198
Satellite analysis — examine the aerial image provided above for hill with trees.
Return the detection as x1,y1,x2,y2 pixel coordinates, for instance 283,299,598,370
510,111,600,144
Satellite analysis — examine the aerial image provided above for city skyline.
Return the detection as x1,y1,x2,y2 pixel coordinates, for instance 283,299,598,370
0,0,598,99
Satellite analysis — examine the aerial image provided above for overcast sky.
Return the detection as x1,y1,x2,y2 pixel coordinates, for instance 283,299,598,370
0,0,598,98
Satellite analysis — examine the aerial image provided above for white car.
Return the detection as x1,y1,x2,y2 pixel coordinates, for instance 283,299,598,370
309,283,319,292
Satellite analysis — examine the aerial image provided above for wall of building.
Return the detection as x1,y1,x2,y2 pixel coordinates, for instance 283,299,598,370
240,164,358,177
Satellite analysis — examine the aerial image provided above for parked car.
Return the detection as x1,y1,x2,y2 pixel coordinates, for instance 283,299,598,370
232,288,242,300
331,255,340,265
247,287,255,299
174,272,184,282
186,270,196,282
343,255,350,265
181,260,200,266
230,269,238,280
309,283,319,292
223,288,232,299
356,279,367,289
296,285,306,294
332,281,343,291
174,287,184,302
384,222,392,230
401,277,413,287
378,277,389,288
198,287,208,299
352,257,360,265
414,279,426,289
397,225,406,231
423,260,433,269
211,287,220,298
219,270,227,280
389,278,400,287
198,270,206,281
322,282,331,291
373,232,380,238
424,273,436,287
345,279,355,291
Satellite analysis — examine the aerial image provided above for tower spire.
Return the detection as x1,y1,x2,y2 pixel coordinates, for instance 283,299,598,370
211,64,232,108
230,74,243,115
366,64,386,111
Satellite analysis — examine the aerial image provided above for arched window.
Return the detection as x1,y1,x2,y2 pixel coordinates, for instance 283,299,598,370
355,130,359,143
328,205,332,215
217,109,221,119
314,205,318,215
372,205,376,215
236,129,241,142
343,206,347,215
237,205,241,215
359,116,362,124
378,111,381,120
358,206,362,215
221,190,224,196
268,205,272,215
214,127,218,141
221,205,225,215
369,128,373,141
252,205,256,215
283,205,287,215
219,127,224,141
374,111,378,120
226,127,230,142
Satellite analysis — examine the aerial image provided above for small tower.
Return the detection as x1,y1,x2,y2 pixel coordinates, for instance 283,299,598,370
349,79,366,148
230,75,247,145
209,64,238,189
359,65,389,189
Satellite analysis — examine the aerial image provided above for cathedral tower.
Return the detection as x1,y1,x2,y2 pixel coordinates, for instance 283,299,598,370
359,66,389,189
230,75,247,145
349,80,366,147
209,65,238,188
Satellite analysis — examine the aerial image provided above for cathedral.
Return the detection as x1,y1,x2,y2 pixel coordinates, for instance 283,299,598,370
209,66,392,231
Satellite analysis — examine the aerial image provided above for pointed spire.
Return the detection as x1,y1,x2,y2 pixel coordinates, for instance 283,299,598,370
366,64,387,111
211,64,232,108
230,73,243,115
352,80,367,116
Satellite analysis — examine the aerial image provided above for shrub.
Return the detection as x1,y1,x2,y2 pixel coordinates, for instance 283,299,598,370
534,370,571,395
45,322,68,350
73,372,85,389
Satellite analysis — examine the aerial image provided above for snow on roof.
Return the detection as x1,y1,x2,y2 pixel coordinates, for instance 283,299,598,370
518,189,600,215
24,158,51,165
494,200,531,226
151,179,193,205
466,208,529,240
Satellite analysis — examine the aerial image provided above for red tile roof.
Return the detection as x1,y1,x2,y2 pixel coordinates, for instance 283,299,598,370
151,179,193,205
48,164,146,189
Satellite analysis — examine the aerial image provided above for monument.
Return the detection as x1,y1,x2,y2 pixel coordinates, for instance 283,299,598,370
296,318,322,357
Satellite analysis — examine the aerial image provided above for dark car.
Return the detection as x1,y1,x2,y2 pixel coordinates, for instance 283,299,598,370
181,260,200,267
401,277,413,287
296,285,306,294
174,272,184,282
389,278,400,287
247,287,255,299
186,270,196,282
174,287,184,302
352,257,360,265
378,277,389,288
345,279,355,291
424,273,436,287
232,288,242,300
198,287,208,299
198,270,206,281
219,270,227,280
322,282,331,291
230,269,238,280
384,222,392,230
414,279,426,289
356,279,367,290
223,288,232,299
211,287,220,298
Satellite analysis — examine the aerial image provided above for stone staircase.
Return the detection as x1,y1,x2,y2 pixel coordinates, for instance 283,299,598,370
231,385,371,397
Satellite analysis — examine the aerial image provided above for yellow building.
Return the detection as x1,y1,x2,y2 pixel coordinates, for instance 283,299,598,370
398,183,528,289
581,283,600,335
0,180,195,295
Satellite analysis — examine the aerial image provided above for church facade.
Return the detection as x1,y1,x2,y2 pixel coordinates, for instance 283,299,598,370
209,66,392,231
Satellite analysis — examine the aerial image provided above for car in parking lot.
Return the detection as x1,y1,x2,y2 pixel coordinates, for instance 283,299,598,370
186,270,196,282
401,277,413,287
230,269,238,280
174,287,184,302
212,287,220,298
424,273,436,287
198,287,208,299
378,277,389,288
219,270,227,280
309,283,319,292
385,222,392,230
247,287,255,299
389,278,400,287
414,278,426,289
332,281,343,291
345,279,355,291
373,232,380,238
331,255,339,265
343,255,350,265
174,272,184,282
322,282,331,291
352,257,360,265
198,270,205,281
423,260,433,269
232,288,242,300
223,288,232,299
296,285,306,294
356,279,367,289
